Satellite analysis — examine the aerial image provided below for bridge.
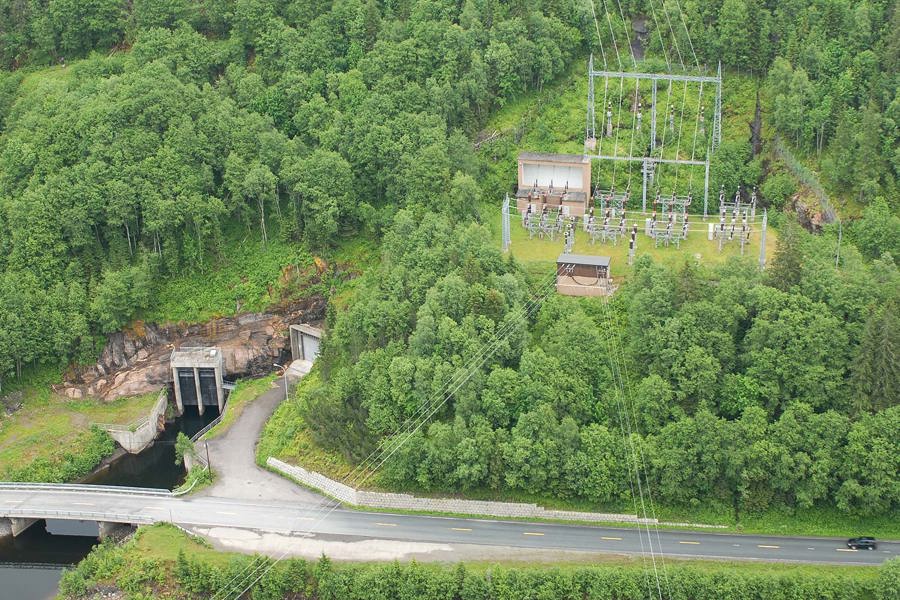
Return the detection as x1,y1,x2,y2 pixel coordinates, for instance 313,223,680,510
1,483,895,566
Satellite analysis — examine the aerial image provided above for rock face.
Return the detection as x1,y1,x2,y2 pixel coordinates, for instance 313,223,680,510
57,297,326,401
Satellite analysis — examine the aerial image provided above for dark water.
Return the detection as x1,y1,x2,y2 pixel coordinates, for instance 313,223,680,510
0,520,96,600
82,406,218,489
2,406,218,598
0,565,64,600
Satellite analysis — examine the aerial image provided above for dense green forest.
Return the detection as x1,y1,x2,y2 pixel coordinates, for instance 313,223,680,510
0,0,898,529
0,0,583,379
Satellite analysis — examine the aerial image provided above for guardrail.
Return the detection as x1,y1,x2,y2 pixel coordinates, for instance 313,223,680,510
0,482,172,497
0,562,72,569
172,466,209,497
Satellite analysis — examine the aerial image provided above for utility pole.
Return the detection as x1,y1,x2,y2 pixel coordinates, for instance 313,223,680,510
501,194,511,252
759,209,768,270
835,221,842,268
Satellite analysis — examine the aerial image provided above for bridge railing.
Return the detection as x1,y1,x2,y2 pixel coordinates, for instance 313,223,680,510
0,482,172,497
1,507,157,524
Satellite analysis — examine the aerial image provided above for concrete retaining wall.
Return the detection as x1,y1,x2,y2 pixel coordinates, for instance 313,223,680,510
267,457,653,524
98,390,168,453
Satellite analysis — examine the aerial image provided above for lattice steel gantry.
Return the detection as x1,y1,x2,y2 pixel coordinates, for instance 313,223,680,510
584,57,723,218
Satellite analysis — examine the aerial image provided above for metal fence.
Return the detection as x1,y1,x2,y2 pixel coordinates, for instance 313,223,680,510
772,136,837,224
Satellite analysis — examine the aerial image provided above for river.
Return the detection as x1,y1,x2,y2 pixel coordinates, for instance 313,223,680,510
1,406,217,599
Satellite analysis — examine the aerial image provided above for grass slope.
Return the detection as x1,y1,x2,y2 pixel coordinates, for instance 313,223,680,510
0,385,159,480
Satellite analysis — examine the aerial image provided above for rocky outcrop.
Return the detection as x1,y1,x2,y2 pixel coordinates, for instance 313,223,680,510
57,297,326,401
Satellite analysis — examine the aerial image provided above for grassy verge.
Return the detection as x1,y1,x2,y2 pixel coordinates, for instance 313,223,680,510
257,370,375,481
0,386,161,481
57,523,892,600
199,374,277,441
173,466,214,496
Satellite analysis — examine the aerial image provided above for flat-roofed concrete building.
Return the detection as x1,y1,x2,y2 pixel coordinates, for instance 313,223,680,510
516,152,591,217
556,253,613,297
289,324,322,363
170,347,225,415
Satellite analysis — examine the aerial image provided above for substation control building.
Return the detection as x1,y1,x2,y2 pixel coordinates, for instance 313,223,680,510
516,152,591,217
170,347,225,415
556,254,613,297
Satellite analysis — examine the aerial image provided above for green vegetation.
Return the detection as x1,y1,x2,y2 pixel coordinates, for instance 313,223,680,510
173,431,196,466
146,236,319,324
201,374,276,441
0,388,158,481
174,465,213,496
258,370,372,482
0,0,583,387
289,206,898,527
0,1,897,595
57,524,898,599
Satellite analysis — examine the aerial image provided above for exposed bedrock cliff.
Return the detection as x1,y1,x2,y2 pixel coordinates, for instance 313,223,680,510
57,297,326,401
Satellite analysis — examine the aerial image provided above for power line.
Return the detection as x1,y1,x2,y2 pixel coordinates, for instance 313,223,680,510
210,269,564,599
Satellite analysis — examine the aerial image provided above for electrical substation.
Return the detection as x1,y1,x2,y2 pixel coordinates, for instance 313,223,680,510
500,19,769,295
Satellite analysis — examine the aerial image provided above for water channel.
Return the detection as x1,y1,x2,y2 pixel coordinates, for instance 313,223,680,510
1,405,218,599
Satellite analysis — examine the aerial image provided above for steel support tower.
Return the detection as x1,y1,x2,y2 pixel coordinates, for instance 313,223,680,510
585,58,723,218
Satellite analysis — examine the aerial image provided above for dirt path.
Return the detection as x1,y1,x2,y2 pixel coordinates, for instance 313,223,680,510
196,384,327,506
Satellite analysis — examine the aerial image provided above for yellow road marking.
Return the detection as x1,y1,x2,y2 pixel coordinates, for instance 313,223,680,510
758,545,780,549
679,541,700,545
451,528,472,532
601,536,623,541
523,532,545,536
375,522,397,527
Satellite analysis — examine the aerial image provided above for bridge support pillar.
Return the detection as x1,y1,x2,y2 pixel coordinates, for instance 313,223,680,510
4,517,39,537
98,521,134,541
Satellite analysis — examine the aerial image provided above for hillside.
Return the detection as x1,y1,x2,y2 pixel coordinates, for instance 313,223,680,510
0,1,897,597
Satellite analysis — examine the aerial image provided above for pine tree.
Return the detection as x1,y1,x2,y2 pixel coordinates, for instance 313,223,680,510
852,299,900,413
767,218,805,291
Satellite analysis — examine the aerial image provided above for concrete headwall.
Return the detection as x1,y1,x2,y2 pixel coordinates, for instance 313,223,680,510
98,390,168,453
267,457,652,524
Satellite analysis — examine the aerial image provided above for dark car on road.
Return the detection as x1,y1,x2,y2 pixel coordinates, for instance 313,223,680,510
847,537,877,550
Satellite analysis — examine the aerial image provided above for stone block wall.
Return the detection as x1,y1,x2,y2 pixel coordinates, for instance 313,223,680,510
267,457,652,524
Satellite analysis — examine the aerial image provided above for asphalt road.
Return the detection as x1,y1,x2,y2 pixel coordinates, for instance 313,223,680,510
1,487,895,566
